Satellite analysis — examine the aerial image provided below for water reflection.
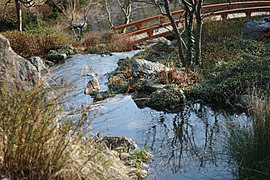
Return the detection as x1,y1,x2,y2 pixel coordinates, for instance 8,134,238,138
143,103,234,179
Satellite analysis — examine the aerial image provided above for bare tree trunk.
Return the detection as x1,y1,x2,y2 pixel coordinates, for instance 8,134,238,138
15,0,22,32
104,0,115,28
194,0,203,67
183,5,194,67
163,0,188,67
116,0,132,32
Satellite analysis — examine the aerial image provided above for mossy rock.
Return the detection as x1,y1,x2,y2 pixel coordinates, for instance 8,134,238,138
145,86,186,112
44,45,75,63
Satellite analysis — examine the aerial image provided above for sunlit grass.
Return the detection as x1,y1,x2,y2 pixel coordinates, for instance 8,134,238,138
0,84,129,179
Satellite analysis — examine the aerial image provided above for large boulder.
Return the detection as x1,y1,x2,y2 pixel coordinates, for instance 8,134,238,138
0,34,47,90
243,16,270,40
132,59,169,78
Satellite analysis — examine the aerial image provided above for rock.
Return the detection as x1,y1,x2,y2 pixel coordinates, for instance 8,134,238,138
243,16,270,40
44,45,74,63
99,136,137,153
146,37,171,45
94,91,116,102
136,79,165,92
45,50,68,63
145,87,186,112
0,34,45,90
30,56,48,76
132,59,169,78
84,73,100,96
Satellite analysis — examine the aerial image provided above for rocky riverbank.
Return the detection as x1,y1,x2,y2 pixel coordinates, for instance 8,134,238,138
106,17,270,112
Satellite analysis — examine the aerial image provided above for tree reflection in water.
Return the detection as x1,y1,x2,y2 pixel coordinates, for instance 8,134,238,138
143,103,232,178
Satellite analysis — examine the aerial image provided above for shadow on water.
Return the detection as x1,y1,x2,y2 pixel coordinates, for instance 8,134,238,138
50,53,250,180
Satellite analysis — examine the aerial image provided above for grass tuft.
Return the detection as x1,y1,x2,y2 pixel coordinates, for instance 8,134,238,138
226,94,270,179
0,84,129,179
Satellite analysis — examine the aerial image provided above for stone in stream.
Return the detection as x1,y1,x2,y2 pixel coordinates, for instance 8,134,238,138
0,34,47,90
132,58,170,78
84,73,116,102
30,56,48,76
145,87,186,113
243,16,270,41
84,73,100,96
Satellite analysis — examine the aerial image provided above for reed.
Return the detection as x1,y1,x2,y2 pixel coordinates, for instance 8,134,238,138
0,84,129,179
226,94,270,179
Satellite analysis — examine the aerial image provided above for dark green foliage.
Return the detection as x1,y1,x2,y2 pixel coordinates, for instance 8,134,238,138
0,19,16,32
22,10,40,30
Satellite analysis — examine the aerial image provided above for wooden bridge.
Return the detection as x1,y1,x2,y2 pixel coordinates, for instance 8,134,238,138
113,1,270,43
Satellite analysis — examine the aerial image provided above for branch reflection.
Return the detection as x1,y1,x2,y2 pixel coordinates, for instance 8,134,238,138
143,103,227,175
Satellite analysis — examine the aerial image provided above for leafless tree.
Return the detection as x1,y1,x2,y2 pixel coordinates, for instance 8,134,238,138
4,0,35,31
181,0,204,67
138,0,204,68
103,0,143,30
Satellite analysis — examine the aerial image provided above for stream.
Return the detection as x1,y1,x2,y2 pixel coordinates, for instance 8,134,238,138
51,51,250,180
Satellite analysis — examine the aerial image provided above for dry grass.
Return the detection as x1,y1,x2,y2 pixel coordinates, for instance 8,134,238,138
0,84,129,179
2,31,75,58
84,30,136,53
158,68,201,85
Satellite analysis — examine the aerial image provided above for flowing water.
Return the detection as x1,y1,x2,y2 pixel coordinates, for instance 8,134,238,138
51,52,250,180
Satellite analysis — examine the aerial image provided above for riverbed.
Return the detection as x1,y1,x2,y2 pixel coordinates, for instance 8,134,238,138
51,52,250,179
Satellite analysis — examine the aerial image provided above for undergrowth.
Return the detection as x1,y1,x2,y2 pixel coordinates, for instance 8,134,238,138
0,84,129,179
190,17,270,106
84,30,135,53
2,31,75,58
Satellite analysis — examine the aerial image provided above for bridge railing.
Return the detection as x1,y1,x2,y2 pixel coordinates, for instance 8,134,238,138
113,1,270,42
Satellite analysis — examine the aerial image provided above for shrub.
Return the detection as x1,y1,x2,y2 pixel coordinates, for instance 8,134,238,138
0,84,129,179
202,18,244,43
226,94,270,179
84,30,135,53
2,31,75,58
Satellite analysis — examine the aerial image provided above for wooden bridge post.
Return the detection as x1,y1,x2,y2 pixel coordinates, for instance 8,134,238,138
147,30,154,39
135,24,142,30
159,15,166,25
221,14,228,20
245,11,252,17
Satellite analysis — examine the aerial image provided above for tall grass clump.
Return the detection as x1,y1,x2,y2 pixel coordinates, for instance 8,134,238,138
0,84,129,179
226,94,270,179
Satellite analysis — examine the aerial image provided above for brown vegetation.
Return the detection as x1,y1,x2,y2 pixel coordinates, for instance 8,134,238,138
158,68,201,86
84,30,136,53
2,31,75,58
